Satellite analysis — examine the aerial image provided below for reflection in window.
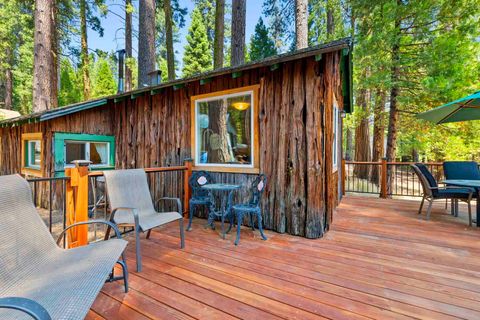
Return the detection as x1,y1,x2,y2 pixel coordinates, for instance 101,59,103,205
27,140,41,168
65,141,109,167
196,92,253,166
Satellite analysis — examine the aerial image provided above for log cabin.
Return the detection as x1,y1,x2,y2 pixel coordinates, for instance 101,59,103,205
0,38,353,239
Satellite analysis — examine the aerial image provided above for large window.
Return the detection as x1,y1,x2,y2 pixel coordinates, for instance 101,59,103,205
191,85,260,173
53,133,115,174
21,133,43,176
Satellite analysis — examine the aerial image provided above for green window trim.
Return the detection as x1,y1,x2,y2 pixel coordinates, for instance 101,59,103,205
53,132,115,176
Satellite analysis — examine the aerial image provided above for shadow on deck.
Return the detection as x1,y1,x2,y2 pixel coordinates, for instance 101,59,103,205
88,196,480,320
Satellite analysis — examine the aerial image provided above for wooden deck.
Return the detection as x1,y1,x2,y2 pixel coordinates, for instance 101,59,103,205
88,196,480,320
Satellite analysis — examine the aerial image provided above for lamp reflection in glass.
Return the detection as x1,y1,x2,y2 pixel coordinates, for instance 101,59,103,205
232,101,250,111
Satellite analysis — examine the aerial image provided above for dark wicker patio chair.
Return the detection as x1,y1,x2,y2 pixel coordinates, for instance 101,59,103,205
412,164,474,225
0,174,128,320
187,170,214,231
231,174,267,245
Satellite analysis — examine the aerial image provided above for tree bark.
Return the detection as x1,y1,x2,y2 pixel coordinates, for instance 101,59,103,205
370,89,386,184
386,1,401,195
138,0,156,86
208,100,231,162
231,0,246,66
164,0,175,80
213,0,225,69
33,0,57,112
345,128,353,160
353,86,371,179
125,0,133,91
326,0,334,37
80,0,91,100
295,0,308,49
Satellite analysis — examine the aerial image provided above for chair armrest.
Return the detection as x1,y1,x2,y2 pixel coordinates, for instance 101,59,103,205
0,297,51,320
56,220,123,246
156,197,182,214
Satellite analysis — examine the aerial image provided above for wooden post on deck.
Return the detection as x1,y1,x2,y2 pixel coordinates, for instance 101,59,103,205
380,158,388,199
341,159,346,196
65,161,90,248
183,159,193,217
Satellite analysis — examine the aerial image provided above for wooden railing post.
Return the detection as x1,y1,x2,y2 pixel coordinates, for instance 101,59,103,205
380,158,388,198
183,158,193,217
65,160,90,248
341,158,346,196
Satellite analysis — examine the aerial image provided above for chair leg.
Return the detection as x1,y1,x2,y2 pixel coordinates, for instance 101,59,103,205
257,211,267,241
226,208,233,234
179,218,185,248
134,221,142,272
468,200,472,227
146,229,152,239
455,199,459,217
418,197,425,214
117,259,129,293
235,212,243,246
249,214,255,231
426,200,433,220
187,202,194,231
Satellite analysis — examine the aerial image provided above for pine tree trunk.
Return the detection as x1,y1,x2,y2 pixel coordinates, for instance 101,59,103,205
386,1,401,196
345,128,353,160
231,0,246,66
295,0,308,49
164,0,175,80
80,0,90,100
33,0,57,112
370,89,386,184
213,0,225,69
353,87,371,179
326,0,334,37
125,0,133,91
4,48,13,110
138,0,156,86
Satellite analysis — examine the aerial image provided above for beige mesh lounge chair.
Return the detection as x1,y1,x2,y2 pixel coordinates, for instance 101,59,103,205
0,174,128,320
103,169,185,272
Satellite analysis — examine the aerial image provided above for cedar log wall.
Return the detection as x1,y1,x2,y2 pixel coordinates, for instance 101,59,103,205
0,52,342,238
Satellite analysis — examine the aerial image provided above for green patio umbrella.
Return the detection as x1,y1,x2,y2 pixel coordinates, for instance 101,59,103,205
416,90,480,124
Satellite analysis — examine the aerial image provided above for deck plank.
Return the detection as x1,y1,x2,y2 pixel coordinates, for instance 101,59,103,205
92,196,480,319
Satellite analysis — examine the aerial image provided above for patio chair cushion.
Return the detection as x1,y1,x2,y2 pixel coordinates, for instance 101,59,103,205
103,169,182,232
443,161,480,180
0,174,127,320
437,188,474,199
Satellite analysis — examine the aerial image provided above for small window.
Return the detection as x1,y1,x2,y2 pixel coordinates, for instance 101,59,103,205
21,133,43,176
332,101,339,172
191,85,260,173
53,133,114,173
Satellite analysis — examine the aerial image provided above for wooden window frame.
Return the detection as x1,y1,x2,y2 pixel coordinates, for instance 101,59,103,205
21,132,44,177
53,132,115,176
190,85,260,174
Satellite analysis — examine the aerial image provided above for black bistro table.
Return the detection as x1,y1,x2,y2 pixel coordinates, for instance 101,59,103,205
201,183,241,238
442,179,480,227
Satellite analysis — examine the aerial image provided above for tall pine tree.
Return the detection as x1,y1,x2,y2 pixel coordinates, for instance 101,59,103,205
249,17,277,61
182,8,212,77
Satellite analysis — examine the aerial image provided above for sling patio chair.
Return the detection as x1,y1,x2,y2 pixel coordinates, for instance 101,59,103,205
103,169,185,272
0,174,128,320
412,164,474,225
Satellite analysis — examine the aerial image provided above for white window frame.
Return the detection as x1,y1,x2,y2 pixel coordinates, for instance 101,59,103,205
64,140,110,168
26,140,41,169
332,103,339,172
194,90,255,169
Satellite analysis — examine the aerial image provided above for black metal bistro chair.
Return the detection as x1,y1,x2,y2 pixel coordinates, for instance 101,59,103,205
187,170,214,231
412,164,474,225
231,174,267,245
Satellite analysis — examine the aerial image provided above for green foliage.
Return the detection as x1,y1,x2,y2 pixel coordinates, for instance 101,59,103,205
91,57,116,98
248,17,277,61
58,59,82,106
262,0,294,51
308,0,349,45
182,8,212,77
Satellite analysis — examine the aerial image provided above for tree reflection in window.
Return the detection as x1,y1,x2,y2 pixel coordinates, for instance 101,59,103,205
196,92,252,166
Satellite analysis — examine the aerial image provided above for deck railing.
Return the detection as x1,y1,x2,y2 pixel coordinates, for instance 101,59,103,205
27,160,192,246
342,159,444,198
